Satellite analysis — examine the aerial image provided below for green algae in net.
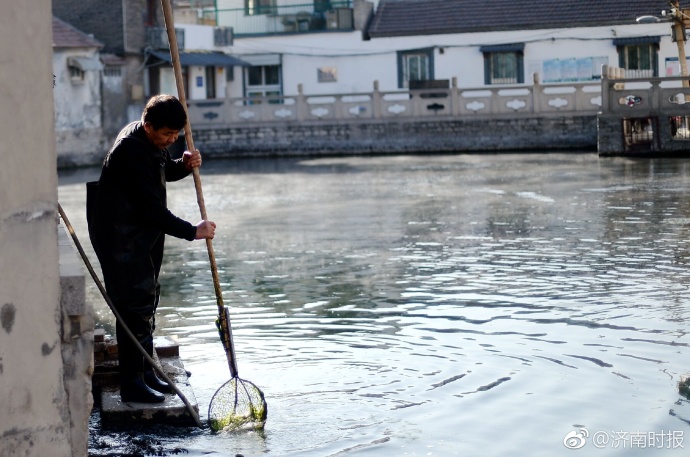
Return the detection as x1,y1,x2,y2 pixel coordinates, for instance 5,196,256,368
208,377,267,432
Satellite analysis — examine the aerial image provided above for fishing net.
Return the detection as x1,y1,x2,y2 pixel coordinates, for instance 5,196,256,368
208,377,267,432
207,309,267,432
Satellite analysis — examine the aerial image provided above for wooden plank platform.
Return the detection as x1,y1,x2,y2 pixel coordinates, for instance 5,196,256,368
93,334,199,427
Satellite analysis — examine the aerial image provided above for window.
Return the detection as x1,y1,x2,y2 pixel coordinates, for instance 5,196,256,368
69,65,85,82
618,44,658,77
214,27,233,47
670,115,690,140
245,0,276,16
480,44,524,85
205,67,216,99
623,117,656,152
145,0,156,26
66,56,102,83
104,67,122,78
397,48,434,89
613,37,660,77
245,65,281,103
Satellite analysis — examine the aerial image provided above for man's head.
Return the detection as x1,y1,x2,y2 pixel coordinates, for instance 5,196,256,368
141,95,187,150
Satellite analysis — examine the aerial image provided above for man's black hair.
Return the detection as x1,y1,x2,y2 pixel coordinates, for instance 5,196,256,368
142,95,187,131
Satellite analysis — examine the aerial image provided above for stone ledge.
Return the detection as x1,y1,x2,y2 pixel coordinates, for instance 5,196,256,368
58,224,86,317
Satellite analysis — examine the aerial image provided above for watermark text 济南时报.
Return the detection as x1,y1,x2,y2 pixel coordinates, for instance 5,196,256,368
564,428,684,450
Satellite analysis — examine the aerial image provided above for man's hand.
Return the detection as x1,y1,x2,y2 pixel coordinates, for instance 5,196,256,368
183,149,202,171
195,220,216,239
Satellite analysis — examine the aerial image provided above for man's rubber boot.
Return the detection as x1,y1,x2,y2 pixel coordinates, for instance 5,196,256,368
144,369,175,394
120,372,165,403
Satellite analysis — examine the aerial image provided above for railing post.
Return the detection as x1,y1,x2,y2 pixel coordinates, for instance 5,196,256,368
601,65,610,114
372,80,382,119
450,77,460,116
296,83,306,121
650,79,661,111
532,72,540,114
489,87,500,115
614,67,625,90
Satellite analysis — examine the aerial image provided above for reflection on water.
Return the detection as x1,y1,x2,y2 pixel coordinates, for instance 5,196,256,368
58,153,690,456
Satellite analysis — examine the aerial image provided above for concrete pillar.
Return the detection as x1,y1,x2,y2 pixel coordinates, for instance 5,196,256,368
0,2,91,456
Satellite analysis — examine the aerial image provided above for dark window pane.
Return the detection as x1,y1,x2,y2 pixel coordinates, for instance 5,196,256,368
265,65,280,85
247,66,263,86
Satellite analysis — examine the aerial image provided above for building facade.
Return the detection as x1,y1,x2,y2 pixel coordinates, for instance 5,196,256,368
52,0,690,165
53,16,106,167
197,0,687,98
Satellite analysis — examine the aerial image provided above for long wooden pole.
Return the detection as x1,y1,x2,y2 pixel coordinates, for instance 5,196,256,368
160,0,238,377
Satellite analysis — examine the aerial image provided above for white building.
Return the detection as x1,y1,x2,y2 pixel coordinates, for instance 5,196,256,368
52,16,105,165
172,0,689,99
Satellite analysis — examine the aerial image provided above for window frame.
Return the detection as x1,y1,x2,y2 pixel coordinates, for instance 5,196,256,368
243,64,282,102
205,66,216,99
480,43,525,85
68,65,85,83
618,43,658,77
397,48,435,89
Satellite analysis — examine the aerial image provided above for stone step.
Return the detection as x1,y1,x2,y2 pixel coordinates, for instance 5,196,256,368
94,335,200,427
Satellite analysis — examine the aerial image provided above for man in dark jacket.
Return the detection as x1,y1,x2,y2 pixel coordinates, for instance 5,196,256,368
88,95,216,403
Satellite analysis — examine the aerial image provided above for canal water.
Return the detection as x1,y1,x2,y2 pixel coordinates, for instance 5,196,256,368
57,153,690,456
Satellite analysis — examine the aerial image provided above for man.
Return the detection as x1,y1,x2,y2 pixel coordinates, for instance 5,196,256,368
88,95,216,403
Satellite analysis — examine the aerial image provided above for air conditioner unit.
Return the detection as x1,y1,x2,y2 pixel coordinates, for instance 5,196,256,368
145,27,185,50
326,8,353,30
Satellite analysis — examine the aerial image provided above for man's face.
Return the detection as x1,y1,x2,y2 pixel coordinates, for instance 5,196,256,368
144,122,180,150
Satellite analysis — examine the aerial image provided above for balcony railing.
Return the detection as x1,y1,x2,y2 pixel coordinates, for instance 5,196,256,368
201,1,353,36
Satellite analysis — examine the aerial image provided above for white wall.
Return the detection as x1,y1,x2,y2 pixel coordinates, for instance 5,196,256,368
223,21,679,96
0,1,71,456
180,23,215,50
53,48,105,162
53,49,102,130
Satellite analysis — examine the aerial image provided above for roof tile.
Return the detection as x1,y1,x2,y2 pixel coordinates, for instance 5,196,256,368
368,0,671,37
53,16,103,49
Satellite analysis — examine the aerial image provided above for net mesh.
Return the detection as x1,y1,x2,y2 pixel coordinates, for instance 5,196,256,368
208,377,267,432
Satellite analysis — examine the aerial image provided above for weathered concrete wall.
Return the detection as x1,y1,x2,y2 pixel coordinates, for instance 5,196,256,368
55,129,107,168
189,115,597,158
1,2,92,457
53,47,105,166
58,227,93,457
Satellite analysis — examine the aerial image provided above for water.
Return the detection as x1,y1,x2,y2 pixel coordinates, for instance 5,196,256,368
57,153,690,456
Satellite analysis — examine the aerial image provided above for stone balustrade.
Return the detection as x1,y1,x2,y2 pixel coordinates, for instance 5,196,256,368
187,76,603,129
597,64,690,156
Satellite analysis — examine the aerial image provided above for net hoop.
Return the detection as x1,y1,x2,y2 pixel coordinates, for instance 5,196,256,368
208,377,267,432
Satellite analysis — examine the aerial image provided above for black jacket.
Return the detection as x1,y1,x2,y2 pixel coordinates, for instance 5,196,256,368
87,121,196,314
